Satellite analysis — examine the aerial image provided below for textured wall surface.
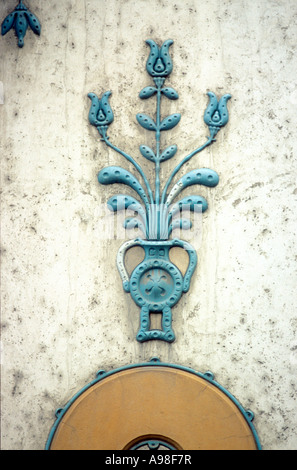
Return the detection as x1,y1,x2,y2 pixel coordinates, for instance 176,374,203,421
1,0,296,450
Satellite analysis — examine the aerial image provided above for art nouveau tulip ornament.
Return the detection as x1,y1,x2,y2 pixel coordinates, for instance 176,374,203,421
88,40,231,343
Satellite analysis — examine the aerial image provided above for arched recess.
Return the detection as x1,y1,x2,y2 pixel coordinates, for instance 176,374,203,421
45,358,261,450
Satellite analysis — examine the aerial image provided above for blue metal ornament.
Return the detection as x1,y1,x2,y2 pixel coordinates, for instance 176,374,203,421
1,1,41,48
88,39,231,343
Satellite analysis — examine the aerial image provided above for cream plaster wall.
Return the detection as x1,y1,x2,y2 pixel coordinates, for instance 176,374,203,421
1,0,296,450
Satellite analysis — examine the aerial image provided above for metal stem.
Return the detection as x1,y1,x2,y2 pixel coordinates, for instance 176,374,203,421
101,132,154,211
161,137,214,206
154,79,163,238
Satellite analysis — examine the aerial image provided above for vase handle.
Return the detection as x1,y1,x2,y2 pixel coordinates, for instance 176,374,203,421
171,239,198,292
116,239,142,292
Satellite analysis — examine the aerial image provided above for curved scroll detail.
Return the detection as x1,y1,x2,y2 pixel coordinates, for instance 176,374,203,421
166,168,219,207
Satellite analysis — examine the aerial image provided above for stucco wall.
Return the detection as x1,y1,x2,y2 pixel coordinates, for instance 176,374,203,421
1,0,296,450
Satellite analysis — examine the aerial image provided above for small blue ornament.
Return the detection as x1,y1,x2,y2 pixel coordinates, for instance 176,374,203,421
1,1,41,48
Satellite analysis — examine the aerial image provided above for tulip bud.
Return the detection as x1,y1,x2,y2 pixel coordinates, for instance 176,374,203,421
88,91,114,136
204,92,231,138
145,39,174,77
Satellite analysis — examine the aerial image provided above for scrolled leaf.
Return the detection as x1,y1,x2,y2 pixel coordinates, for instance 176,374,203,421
160,113,181,131
180,168,219,188
107,194,147,225
98,166,142,188
166,169,219,206
107,194,142,212
136,113,156,131
169,195,208,218
98,166,149,208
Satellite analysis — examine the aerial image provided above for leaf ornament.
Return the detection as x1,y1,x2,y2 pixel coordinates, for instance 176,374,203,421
160,113,181,131
169,195,208,219
98,166,150,210
107,194,147,225
139,144,177,163
136,113,156,131
160,145,177,162
167,195,208,234
139,145,156,162
1,1,41,48
161,87,179,100
139,86,157,99
166,168,219,206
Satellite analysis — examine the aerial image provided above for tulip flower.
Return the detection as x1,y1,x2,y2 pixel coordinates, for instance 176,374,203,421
88,91,114,136
204,92,231,138
1,1,41,48
145,39,174,77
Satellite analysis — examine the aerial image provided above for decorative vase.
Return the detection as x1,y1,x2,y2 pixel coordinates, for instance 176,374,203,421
117,238,197,342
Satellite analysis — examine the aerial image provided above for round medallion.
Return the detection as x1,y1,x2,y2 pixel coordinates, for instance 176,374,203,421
130,261,183,310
